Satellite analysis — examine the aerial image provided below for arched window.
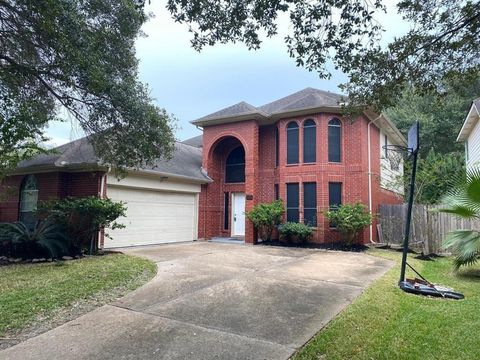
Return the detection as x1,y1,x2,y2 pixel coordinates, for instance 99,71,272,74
303,119,316,163
328,118,341,162
225,146,245,183
19,175,38,228
286,122,299,164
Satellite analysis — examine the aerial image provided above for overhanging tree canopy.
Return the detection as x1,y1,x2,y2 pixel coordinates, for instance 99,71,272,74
0,0,176,177
165,0,480,110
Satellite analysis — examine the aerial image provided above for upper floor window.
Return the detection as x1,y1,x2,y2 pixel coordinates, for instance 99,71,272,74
19,175,38,229
286,122,299,164
225,146,245,183
328,118,341,162
303,119,316,163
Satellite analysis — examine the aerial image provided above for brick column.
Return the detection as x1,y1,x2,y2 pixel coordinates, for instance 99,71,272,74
244,122,259,244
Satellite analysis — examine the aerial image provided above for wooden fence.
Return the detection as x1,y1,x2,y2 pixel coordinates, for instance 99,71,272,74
378,204,480,254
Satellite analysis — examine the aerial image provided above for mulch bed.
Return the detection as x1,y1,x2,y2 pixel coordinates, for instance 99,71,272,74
258,240,369,252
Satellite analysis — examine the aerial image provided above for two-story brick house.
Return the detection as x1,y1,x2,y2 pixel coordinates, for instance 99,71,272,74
0,88,404,247
193,88,405,244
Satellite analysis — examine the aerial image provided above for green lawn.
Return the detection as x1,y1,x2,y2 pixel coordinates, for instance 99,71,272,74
0,254,156,336
294,249,480,360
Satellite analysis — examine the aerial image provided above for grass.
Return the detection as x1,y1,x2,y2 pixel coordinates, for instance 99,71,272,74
293,249,480,360
0,253,156,337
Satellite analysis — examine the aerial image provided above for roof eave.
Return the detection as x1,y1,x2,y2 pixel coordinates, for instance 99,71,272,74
191,112,269,127
457,103,479,142
8,163,107,176
269,105,346,120
123,168,212,184
363,109,407,146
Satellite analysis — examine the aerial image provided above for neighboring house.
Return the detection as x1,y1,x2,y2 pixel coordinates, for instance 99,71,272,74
457,98,480,171
0,87,405,247
0,139,211,248
192,87,405,244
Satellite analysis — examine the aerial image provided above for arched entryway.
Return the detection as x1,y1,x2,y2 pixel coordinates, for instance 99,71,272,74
206,136,247,239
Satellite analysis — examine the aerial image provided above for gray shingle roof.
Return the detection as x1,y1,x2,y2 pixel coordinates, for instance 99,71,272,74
17,137,211,183
196,101,263,122
258,88,343,113
181,135,203,148
192,87,345,125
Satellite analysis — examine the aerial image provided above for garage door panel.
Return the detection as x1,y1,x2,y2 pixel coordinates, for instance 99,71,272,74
104,186,197,248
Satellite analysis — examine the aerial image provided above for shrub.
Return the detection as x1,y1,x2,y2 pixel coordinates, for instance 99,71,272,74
246,200,284,242
279,222,315,244
0,220,68,259
40,197,126,254
324,203,373,247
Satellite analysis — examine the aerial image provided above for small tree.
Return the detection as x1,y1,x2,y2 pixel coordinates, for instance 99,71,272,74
246,200,284,242
324,203,373,247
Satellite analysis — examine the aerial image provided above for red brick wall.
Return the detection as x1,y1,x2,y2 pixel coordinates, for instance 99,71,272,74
199,112,403,245
0,171,104,223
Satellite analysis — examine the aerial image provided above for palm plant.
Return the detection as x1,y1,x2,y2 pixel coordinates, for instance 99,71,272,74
440,168,480,269
0,220,69,259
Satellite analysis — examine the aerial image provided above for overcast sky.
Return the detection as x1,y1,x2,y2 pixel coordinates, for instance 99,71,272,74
45,0,408,146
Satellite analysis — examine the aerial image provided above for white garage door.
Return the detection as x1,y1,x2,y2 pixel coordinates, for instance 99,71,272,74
104,186,198,248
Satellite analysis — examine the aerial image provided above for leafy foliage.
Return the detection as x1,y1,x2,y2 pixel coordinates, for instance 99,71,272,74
40,197,126,253
279,222,315,244
246,200,284,242
0,0,175,178
385,77,480,157
165,0,480,110
400,150,465,204
440,168,480,268
0,220,68,258
324,203,372,246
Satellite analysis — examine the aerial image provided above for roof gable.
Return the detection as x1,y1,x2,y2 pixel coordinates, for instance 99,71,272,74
457,99,480,142
193,88,344,126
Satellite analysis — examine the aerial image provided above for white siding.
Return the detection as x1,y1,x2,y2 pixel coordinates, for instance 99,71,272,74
466,117,480,171
379,130,404,194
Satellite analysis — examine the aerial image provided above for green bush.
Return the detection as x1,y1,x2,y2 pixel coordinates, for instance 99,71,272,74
324,203,373,246
279,222,315,244
0,220,68,259
40,197,126,254
246,200,284,242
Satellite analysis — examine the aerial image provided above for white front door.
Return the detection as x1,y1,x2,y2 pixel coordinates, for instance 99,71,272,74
231,192,246,236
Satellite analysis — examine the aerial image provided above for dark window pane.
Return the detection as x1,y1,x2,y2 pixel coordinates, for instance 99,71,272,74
287,209,299,223
303,120,316,163
275,126,279,167
286,183,299,222
224,192,229,229
287,122,299,164
274,184,279,200
303,182,317,226
329,182,342,228
225,147,245,183
328,118,341,162
329,182,342,209
286,183,299,207
304,209,316,226
225,165,245,183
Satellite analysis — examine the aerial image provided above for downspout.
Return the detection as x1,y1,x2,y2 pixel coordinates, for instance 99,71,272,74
367,115,383,243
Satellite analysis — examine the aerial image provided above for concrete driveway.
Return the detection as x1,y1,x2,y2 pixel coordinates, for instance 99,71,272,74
0,242,392,360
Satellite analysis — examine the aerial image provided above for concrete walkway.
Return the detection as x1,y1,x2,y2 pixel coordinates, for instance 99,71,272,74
0,242,392,360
